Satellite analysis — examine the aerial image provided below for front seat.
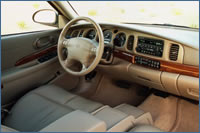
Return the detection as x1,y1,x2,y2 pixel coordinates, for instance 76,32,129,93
3,85,103,132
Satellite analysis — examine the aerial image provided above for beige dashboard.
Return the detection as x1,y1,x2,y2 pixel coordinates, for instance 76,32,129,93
68,24,199,101
69,25,198,65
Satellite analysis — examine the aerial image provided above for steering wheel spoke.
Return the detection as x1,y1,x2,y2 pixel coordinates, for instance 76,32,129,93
81,62,89,72
63,38,70,48
64,58,74,68
91,47,97,55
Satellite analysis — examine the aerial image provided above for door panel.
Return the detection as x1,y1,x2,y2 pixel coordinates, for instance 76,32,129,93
1,29,60,71
1,29,79,105
2,59,63,105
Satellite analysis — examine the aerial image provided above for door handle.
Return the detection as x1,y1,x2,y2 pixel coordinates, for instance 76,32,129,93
33,36,56,49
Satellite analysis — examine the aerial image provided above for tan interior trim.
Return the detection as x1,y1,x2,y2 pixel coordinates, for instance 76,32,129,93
177,75,199,101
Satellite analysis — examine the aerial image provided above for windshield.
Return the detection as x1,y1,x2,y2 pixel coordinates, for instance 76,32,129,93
69,1,199,28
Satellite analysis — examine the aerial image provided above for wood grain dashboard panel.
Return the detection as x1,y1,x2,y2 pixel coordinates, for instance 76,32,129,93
113,49,199,78
113,49,133,62
160,61,199,78
15,45,57,66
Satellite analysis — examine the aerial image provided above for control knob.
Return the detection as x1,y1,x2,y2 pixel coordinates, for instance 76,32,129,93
136,46,141,52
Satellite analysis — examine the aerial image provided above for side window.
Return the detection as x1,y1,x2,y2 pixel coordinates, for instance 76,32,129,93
1,1,57,35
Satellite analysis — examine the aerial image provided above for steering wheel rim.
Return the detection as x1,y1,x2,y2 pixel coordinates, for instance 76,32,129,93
57,16,104,76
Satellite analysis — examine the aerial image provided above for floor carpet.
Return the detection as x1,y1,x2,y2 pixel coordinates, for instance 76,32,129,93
139,94,199,132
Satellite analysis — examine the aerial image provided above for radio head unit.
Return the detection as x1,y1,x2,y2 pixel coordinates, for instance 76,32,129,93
136,37,164,57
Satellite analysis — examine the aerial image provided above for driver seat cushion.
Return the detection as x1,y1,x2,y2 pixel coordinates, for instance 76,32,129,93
3,85,103,132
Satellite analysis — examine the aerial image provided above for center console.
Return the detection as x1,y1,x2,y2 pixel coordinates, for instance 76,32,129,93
136,37,164,57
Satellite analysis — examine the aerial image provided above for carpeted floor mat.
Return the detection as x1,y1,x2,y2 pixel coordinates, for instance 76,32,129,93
138,94,199,132
170,98,199,132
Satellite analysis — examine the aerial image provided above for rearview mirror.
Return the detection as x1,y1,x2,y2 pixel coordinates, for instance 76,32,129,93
33,9,58,26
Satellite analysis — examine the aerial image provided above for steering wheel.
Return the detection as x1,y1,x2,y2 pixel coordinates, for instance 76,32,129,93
57,17,104,76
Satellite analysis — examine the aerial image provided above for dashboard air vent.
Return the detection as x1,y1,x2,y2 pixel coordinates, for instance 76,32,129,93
169,44,179,61
127,35,134,50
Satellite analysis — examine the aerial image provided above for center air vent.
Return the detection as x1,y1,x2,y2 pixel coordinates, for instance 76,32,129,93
169,44,179,61
127,35,134,50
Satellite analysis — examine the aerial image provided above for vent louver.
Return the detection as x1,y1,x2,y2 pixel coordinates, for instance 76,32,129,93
127,35,134,50
169,44,179,61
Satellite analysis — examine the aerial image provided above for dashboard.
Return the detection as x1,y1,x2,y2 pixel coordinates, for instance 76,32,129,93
14,22,199,101
67,23,198,66
66,23,199,101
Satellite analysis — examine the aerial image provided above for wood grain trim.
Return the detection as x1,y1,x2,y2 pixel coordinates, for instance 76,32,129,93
160,61,199,78
15,45,57,66
113,49,133,63
113,49,199,78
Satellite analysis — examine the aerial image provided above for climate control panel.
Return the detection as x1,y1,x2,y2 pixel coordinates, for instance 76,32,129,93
134,56,160,69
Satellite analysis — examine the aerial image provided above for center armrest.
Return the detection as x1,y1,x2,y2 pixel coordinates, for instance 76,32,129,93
40,110,106,132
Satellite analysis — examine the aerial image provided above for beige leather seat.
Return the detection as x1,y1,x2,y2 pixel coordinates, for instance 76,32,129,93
3,85,103,132
2,85,162,132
